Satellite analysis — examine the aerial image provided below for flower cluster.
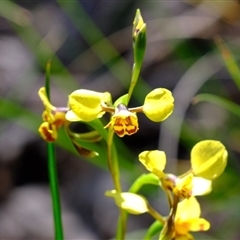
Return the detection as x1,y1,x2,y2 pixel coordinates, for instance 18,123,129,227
38,87,174,139
106,140,228,239
38,87,103,157
38,87,66,142
38,9,228,240
66,88,174,137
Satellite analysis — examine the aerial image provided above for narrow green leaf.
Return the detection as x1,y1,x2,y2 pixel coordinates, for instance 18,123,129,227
193,93,240,118
215,37,240,91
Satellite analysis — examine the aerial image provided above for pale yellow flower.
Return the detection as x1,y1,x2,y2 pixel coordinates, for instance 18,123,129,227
174,197,210,239
38,87,66,142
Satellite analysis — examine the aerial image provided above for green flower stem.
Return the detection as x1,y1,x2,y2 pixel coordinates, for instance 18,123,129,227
165,189,173,209
127,64,141,105
159,196,179,240
116,210,127,240
172,195,180,216
107,129,126,239
45,60,64,240
147,204,166,225
107,129,121,192
47,143,64,240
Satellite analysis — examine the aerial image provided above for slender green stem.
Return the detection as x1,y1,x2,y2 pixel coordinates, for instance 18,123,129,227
47,143,64,240
107,128,126,239
116,209,127,240
127,64,141,105
45,60,64,240
172,195,180,217
107,129,121,192
165,189,173,209
147,204,166,224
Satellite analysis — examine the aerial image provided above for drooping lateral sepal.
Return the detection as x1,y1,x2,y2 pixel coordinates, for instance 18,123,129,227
67,89,112,122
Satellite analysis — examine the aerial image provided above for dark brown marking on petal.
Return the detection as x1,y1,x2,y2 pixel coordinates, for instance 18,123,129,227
126,126,138,135
41,126,56,142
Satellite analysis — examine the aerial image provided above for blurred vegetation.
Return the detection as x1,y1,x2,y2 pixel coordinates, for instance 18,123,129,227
0,1,240,239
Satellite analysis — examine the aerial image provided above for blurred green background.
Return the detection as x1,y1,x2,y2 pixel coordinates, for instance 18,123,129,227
0,1,240,239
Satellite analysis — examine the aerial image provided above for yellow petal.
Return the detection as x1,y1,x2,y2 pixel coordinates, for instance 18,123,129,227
133,9,145,39
143,88,174,122
105,190,148,215
175,197,200,220
138,150,166,178
38,87,56,111
65,110,82,121
188,218,210,232
174,233,194,240
68,89,111,122
192,177,212,196
191,140,228,180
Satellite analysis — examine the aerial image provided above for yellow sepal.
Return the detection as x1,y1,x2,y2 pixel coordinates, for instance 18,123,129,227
67,89,112,122
191,140,228,180
139,150,166,178
143,88,174,122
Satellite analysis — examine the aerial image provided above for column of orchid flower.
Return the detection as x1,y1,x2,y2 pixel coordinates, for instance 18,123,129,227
38,9,228,240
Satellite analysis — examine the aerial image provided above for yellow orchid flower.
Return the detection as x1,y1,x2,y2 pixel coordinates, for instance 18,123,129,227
38,87,100,157
172,173,212,199
173,196,210,239
66,88,174,137
138,149,212,199
38,87,66,142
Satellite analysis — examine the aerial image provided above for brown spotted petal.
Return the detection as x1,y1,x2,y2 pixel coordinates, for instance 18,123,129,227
39,111,66,142
38,122,58,142
104,104,139,137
